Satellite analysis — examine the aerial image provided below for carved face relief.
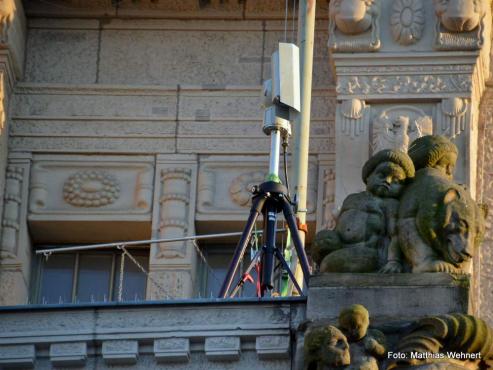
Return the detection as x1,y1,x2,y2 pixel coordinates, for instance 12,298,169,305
366,161,407,198
304,325,351,369
435,0,482,32
332,0,373,35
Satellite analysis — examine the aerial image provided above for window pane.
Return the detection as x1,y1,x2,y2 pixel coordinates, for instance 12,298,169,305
113,254,148,301
76,254,112,303
40,254,75,304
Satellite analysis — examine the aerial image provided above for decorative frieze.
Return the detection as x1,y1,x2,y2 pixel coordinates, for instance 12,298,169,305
154,338,190,363
28,156,154,218
196,156,318,220
336,74,472,96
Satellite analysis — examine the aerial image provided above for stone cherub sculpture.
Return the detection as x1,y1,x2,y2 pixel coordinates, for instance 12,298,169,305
381,135,487,274
304,304,386,370
312,149,415,273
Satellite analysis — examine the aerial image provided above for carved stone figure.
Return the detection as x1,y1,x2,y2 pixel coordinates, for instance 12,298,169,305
381,135,487,273
372,106,433,153
303,305,386,370
313,149,415,273
329,0,380,52
433,0,487,50
388,313,493,369
304,325,350,370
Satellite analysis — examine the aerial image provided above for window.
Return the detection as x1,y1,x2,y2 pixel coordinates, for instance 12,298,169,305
34,248,149,304
197,244,259,298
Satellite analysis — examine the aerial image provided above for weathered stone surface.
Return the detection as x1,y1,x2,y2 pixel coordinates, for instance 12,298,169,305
154,338,190,363
50,342,87,366
307,273,470,323
25,29,99,83
102,340,139,365
256,335,290,360
205,336,241,361
98,27,263,86
0,344,35,368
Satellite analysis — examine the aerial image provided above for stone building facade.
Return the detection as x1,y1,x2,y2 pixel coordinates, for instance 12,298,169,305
0,0,493,368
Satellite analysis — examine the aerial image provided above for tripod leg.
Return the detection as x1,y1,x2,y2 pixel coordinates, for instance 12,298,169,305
274,248,304,295
229,248,263,298
280,196,311,287
218,194,267,298
260,201,278,296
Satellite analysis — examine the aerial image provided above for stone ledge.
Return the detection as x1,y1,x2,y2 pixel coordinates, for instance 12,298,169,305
307,273,470,323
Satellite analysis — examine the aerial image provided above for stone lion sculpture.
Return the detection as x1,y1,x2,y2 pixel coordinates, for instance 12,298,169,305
381,135,487,274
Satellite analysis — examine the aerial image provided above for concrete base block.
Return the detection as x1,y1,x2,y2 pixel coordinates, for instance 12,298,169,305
307,273,470,323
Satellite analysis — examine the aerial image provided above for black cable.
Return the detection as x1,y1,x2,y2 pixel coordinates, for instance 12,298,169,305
282,137,293,205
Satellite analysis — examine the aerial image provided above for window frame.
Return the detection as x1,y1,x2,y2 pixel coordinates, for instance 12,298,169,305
33,246,149,305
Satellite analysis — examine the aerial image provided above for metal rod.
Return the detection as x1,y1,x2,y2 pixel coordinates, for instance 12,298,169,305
36,229,286,255
289,0,316,292
268,130,281,177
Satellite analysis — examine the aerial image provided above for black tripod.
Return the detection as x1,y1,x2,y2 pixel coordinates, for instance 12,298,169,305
218,180,311,298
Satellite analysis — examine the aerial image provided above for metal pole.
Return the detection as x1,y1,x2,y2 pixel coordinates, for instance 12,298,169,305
290,0,316,290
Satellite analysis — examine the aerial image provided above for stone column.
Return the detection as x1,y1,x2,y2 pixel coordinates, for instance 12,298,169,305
147,155,198,300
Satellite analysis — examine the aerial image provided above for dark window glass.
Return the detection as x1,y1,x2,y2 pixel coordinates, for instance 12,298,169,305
113,254,148,301
39,254,75,304
76,254,113,303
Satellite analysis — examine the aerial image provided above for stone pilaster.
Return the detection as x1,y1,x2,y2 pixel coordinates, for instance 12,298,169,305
148,155,198,299
0,154,31,306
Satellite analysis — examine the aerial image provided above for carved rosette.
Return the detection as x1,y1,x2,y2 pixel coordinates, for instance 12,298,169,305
391,0,425,46
157,168,192,259
371,106,433,153
0,166,23,259
329,0,381,52
63,171,120,208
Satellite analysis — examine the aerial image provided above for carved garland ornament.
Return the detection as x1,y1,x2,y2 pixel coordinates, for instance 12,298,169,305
63,171,120,207
391,0,425,45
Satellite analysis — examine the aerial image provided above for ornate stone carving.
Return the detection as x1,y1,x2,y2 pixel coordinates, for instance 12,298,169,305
63,171,120,208
337,74,472,96
156,168,192,259
381,135,486,274
0,166,24,259
329,0,381,52
304,305,386,370
439,97,469,138
313,149,415,273
340,98,366,139
388,313,493,369
433,0,488,50
229,171,265,207
390,0,425,46
372,106,432,153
